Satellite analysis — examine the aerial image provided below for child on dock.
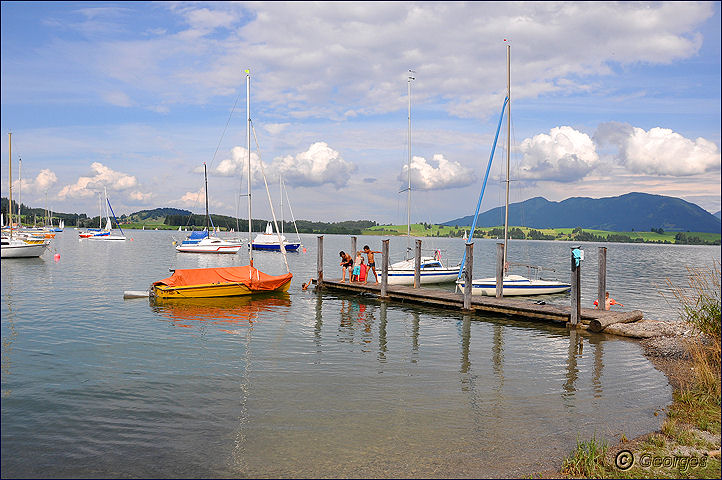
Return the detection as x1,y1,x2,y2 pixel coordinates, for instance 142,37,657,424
351,252,364,282
339,251,354,283
362,245,381,284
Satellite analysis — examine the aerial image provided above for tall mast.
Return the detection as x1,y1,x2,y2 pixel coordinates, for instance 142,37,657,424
203,163,209,234
17,157,21,225
246,69,253,266
8,132,12,239
406,69,415,258
280,174,284,236
503,44,511,272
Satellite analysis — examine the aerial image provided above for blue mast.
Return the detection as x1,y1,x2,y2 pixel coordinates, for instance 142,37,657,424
457,96,508,279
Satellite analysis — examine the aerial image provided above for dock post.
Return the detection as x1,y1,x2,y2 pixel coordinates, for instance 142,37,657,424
414,239,422,288
381,239,389,298
495,242,505,298
464,242,473,310
597,246,607,310
317,235,324,288
351,236,357,257
570,246,581,326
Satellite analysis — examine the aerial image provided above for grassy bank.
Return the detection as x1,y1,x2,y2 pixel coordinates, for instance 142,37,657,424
363,224,721,245
554,262,721,479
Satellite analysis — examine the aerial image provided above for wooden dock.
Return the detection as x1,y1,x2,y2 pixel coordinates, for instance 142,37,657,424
313,278,643,331
312,236,643,332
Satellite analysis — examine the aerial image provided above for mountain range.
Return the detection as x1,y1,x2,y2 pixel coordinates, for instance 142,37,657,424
442,192,721,233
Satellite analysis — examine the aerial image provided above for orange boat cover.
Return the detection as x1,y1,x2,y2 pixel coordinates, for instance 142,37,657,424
154,266,292,292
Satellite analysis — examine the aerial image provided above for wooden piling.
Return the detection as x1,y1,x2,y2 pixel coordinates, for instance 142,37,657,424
464,242,473,310
570,246,581,326
381,239,389,297
317,235,324,287
495,242,504,298
597,246,607,310
351,236,357,257
414,239,422,288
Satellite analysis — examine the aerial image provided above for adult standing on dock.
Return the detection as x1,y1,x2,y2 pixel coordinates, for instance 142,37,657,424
339,251,353,283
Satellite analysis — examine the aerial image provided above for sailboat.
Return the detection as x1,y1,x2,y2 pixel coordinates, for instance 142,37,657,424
1,132,50,258
459,45,570,296
175,163,243,254
151,69,293,299
381,70,459,285
251,176,302,252
84,188,126,241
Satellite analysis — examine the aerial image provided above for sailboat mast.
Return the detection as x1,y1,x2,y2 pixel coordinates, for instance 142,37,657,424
204,163,210,234
17,157,21,225
406,70,415,258
503,44,511,271
246,70,253,266
8,132,12,239
280,174,283,236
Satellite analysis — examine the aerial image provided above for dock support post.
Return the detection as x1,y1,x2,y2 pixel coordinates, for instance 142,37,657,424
351,236,357,257
381,239,389,298
597,246,607,310
464,242,473,310
414,239,422,288
570,246,581,326
317,235,323,288
495,242,505,298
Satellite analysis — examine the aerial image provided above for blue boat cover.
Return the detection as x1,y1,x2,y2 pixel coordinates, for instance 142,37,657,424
189,231,208,240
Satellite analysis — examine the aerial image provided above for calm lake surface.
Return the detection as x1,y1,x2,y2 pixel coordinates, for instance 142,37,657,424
2,231,720,478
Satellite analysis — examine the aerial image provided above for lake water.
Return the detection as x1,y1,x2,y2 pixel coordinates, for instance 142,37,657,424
2,231,719,478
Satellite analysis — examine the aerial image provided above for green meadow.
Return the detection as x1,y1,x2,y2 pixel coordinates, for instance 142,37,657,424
363,224,721,245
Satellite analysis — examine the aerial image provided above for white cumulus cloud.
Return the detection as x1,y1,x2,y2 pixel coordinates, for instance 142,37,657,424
18,169,58,193
57,162,138,199
595,122,721,176
399,154,475,190
271,142,356,189
518,126,599,182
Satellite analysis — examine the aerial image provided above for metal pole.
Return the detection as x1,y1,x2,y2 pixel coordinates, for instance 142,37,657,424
570,247,581,326
317,235,324,288
597,246,607,310
502,44,511,270
381,239,389,297
464,242,473,310
496,242,505,298
414,239,422,288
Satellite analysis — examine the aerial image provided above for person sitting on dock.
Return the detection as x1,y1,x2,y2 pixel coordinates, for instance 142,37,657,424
339,251,354,283
362,245,381,285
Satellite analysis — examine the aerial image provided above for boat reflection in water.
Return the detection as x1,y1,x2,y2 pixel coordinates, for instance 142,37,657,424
151,293,290,335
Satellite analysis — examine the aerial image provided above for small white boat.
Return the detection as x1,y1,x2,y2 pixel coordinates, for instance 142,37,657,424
461,45,569,297
1,235,49,258
252,223,301,252
175,164,242,254
376,72,457,285
383,254,460,285
458,274,570,296
1,133,50,258
176,230,242,254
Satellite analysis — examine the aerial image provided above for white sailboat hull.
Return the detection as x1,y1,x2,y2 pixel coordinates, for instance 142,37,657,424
458,275,570,296
176,236,242,254
380,257,460,285
1,238,49,258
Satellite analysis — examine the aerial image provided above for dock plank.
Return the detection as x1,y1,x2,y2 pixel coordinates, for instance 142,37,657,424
315,278,642,327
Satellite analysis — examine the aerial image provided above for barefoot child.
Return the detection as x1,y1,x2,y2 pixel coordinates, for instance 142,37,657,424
362,245,381,284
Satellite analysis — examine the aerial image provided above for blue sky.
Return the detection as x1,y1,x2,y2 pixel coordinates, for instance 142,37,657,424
1,1,720,224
